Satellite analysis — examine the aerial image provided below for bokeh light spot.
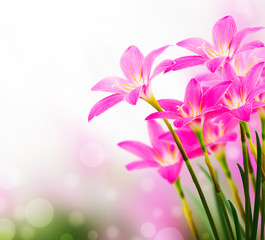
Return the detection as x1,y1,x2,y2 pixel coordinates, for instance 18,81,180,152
68,211,84,227
226,146,240,160
60,233,74,240
0,218,15,240
87,230,98,240
19,225,35,240
80,142,105,168
106,226,119,239
25,198,54,228
140,222,156,238
155,227,183,240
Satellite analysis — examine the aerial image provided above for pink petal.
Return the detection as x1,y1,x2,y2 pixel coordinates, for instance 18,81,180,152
243,62,265,96
120,45,144,83
247,84,265,101
229,104,252,122
237,40,264,54
158,99,183,111
118,141,156,160
124,86,142,105
212,16,237,53
214,132,237,144
151,59,175,79
195,73,223,87
223,62,241,88
202,81,232,109
166,56,206,72
88,94,124,121
142,45,170,79
176,37,213,58
126,160,159,170
173,117,195,129
147,120,165,150
206,57,226,73
91,76,127,93
231,27,264,53
184,78,203,110
158,161,183,184
146,111,180,121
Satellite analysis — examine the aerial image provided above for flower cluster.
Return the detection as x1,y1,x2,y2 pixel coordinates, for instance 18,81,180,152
89,16,265,239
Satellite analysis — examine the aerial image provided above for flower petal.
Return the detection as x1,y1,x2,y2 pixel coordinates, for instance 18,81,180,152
91,76,127,93
146,111,180,121
231,27,264,53
243,62,265,96
158,99,183,111
206,57,226,73
166,56,206,72
173,117,195,129
212,16,237,53
142,45,170,80
236,40,264,54
177,37,213,58
124,86,142,105
158,161,183,184
248,84,265,101
229,104,252,122
120,45,144,83
88,94,124,121
118,141,156,160
151,59,175,78
184,78,203,110
126,160,159,170
202,81,232,109
147,120,165,150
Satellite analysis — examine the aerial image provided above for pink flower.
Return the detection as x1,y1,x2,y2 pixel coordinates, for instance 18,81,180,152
146,78,231,130
166,16,264,73
118,120,183,184
88,45,171,121
221,62,265,122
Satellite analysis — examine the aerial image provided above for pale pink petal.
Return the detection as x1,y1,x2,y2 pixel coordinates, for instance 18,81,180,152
146,111,180,121
147,120,165,150
158,99,183,111
206,56,226,73
229,104,252,122
165,56,206,72
91,76,127,93
142,45,170,79
243,62,265,96
236,40,264,54
195,73,223,87
118,141,156,160
252,101,265,109
202,81,232,109
151,59,175,79
231,27,264,53
214,132,237,144
184,79,203,109
247,84,265,101
158,161,183,184
176,37,213,58
212,16,237,52
124,86,142,105
88,94,124,121
126,160,159,170
120,45,144,82
223,62,241,89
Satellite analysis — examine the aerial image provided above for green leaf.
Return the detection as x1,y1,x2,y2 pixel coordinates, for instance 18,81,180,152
251,131,262,240
228,200,242,240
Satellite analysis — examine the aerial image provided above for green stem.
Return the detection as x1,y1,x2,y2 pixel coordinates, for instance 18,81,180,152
194,129,235,240
240,123,251,240
261,182,265,240
214,152,245,222
247,149,256,191
146,95,220,240
174,178,200,240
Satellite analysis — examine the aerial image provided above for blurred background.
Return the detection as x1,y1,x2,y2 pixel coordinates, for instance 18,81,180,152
0,0,265,239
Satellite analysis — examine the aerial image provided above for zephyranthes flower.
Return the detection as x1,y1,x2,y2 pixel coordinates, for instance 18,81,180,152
88,45,171,121
166,15,264,73
118,120,183,184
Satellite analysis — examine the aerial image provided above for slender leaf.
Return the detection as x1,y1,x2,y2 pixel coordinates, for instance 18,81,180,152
228,200,242,240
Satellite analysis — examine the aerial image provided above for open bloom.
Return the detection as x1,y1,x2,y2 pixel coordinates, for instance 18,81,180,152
88,45,171,121
146,78,231,130
166,16,264,73
118,120,183,184
221,61,265,122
